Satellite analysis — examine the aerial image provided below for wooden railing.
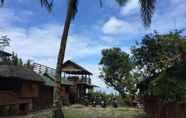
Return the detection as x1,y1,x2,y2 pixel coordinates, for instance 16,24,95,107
33,63,56,76
78,77,91,85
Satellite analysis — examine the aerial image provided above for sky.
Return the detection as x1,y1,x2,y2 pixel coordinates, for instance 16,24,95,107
0,0,186,93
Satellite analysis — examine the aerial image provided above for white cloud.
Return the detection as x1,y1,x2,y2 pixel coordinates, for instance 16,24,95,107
0,8,115,92
101,35,119,45
0,8,106,66
0,8,22,27
148,0,186,33
0,24,61,66
102,17,137,35
170,0,185,4
66,35,104,59
120,0,139,16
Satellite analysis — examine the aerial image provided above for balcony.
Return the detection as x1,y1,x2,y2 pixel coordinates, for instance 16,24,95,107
78,77,91,85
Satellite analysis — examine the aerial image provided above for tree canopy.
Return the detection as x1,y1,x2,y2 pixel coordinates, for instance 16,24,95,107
132,30,186,79
99,48,135,97
132,30,186,103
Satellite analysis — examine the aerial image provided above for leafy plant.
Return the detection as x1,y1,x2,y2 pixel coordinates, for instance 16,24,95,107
132,30,186,103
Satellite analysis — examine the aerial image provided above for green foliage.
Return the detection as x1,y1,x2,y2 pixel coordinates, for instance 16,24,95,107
132,30,186,103
24,59,34,69
4,52,34,69
132,30,186,78
100,48,133,97
145,62,186,103
11,52,19,65
90,91,114,103
139,0,156,27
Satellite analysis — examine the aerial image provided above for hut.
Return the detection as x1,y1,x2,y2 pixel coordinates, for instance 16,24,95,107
32,60,95,105
0,65,43,114
0,50,11,64
61,60,94,103
32,73,54,110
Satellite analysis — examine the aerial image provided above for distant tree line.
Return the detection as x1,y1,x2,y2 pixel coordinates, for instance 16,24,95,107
1,51,34,69
0,35,34,69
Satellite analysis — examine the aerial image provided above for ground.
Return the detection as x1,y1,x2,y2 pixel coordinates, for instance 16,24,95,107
1,105,146,118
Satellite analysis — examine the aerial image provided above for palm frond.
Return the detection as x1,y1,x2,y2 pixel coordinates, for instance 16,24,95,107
115,0,129,6
99,0,103,7
0,0,4,7
40,0,53,12
139,0,156,27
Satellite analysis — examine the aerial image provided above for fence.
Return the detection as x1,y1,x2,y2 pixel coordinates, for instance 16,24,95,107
143,96,186,118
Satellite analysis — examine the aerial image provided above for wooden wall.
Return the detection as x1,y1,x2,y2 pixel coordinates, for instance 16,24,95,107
143,97,186,118
21,81,39,98
32,85,53,109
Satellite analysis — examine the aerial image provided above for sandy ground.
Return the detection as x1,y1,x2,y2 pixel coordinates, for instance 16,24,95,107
0,109,52,118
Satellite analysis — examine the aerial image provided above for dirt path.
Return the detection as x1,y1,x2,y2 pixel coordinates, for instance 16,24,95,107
0,109,52,118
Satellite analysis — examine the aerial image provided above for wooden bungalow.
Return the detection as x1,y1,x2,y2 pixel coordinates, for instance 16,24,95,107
0,50,96,115
61,60,94,104
32,60,95,105
0,50,11,64
32,73,54,110
0,64,43,114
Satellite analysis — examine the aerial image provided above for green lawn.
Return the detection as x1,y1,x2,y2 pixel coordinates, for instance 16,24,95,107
7,105,146,118
63,106,146,118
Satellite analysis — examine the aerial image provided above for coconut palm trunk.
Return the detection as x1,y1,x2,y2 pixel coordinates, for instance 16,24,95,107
53,0,76,118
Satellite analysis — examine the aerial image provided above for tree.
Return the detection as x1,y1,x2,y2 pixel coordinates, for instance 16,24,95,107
11,53,19,65
132,30,186,102
25,59,34,69
132,30,186,79
1,0,157,117
99,48,133,97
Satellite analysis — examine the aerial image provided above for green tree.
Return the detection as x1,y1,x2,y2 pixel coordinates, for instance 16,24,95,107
132,30,186,79
99,48,133,97
19,58,23,66
25,59,34,69
1,0,157,117
132,30,186,102
11,53,19,65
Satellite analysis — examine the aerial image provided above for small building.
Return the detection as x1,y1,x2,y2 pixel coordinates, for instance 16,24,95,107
33,60,95,105
0,65,43,114
32,73,54,110
0,50,11,64
61,60,94,104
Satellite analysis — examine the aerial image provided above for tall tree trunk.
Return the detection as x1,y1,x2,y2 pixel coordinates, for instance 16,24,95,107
53,0,74,118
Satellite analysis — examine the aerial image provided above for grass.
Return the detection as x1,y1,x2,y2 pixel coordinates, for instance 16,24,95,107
4,105,147,118
63,105,147,118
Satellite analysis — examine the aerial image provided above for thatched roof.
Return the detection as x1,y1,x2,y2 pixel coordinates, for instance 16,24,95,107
0,50,11,57
0,65,43,82
62,60,92,75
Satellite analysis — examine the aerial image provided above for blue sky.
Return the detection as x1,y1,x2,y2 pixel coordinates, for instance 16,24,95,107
0,0,186,93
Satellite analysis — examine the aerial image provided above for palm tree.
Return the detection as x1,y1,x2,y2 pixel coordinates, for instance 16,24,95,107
1,0,156,118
